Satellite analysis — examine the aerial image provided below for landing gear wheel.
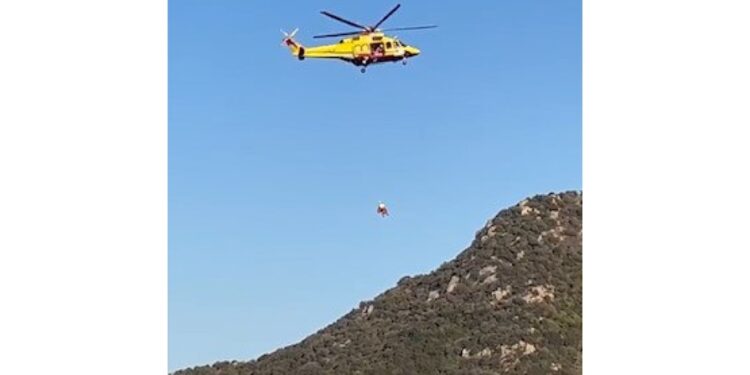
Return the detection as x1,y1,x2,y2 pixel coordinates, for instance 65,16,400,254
360,68,366,73
402,60,407,66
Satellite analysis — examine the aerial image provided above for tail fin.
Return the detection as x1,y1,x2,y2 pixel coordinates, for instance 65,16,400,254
281,28,305,60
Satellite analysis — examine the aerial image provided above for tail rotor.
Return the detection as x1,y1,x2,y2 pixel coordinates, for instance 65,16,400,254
280,28,299,46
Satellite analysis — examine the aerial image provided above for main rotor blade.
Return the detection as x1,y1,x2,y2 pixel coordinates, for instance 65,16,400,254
313,31,363,39
372,4,401,30
382,25,438,32
320,11,368,30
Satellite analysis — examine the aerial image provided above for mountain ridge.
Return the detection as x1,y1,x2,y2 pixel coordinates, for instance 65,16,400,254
175,191,582,375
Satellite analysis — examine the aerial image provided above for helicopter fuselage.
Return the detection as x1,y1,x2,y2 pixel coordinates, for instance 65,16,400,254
284,32,421,68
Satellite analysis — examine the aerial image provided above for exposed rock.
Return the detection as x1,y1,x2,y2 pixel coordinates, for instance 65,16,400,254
361,305,374,316
446,275,460,293
522,285,556,304
426,290,440,302
520,341,536,355
476,348,492,358
479,265,497,276
499,340,537,369
487,225,498,238
519,199,539,216
539,224,570,244
492,285,512,303
481,274,498,285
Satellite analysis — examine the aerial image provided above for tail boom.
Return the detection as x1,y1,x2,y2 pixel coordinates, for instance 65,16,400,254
281,28,305,60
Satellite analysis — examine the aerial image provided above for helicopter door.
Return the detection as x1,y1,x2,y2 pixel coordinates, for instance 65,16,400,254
370,42,385,58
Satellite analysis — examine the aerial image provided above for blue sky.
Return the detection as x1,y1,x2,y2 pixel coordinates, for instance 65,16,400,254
169,0,580,371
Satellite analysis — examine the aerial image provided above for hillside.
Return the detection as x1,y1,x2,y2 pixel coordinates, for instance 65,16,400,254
175,192,583,375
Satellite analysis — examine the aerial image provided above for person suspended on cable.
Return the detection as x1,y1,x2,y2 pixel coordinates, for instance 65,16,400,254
377,201,389,217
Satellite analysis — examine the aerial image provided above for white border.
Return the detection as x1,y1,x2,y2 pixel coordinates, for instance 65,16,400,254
2,0,750,373
0,1,167,374
585,0,750,373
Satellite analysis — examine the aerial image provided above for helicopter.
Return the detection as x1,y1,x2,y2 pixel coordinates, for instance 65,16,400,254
281,4,436,73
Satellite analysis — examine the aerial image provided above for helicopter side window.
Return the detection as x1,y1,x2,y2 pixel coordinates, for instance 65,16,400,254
386,41,393,49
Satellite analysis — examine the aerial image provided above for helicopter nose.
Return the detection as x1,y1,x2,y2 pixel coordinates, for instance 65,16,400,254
404,46,421,57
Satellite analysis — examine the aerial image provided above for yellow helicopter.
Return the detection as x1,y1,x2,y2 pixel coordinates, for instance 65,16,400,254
281,4,436,73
